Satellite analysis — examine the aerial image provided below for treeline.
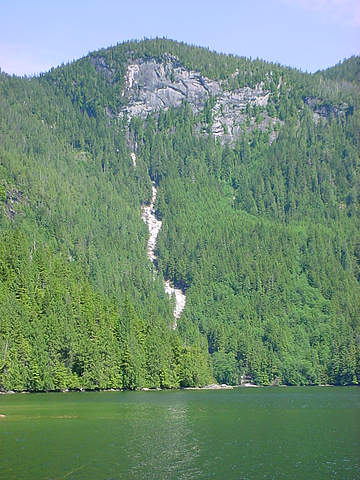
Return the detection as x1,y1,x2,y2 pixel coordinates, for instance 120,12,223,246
318,56,360,84
0,231,212,391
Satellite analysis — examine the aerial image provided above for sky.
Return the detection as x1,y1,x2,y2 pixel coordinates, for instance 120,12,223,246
1,0,359,76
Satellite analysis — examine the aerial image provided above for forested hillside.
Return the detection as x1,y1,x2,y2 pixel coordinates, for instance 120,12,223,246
0,39,359,390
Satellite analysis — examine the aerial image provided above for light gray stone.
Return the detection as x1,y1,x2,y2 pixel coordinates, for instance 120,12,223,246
117,57,275,144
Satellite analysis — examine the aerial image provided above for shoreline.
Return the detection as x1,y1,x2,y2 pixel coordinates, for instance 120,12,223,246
0,383,354,395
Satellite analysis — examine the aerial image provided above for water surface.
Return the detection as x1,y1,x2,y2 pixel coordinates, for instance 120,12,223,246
1,387,359,479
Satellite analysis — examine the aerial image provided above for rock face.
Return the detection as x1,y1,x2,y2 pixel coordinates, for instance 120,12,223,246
209,89,278,143
4,188,24,219
303,97,348,123
119,57,274,143
121,58,221,116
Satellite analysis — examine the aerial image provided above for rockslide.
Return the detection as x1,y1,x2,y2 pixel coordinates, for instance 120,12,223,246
138,156,185,328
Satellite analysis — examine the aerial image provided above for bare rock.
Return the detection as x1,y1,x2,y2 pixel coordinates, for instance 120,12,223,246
116,57,275,144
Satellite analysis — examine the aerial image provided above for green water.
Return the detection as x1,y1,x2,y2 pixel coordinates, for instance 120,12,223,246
0,387,359,480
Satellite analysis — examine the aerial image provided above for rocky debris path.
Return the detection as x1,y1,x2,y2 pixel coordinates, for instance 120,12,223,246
141,182,162,263
141,177,186,328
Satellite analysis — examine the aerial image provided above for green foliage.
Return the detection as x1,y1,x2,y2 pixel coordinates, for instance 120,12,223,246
0,231,199,391
212,351,239,385
0,40,359,390
317,56,360,84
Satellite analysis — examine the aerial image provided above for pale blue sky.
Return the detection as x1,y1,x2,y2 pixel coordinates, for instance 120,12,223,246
1,0,359,76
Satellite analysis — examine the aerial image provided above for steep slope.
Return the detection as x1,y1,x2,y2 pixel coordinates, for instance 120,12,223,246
141,178,186,327
317,56,360,84
118,56,277,144
0,65,212,391
0,39,359,390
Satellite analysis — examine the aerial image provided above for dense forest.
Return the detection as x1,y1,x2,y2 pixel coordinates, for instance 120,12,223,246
0,38,359,391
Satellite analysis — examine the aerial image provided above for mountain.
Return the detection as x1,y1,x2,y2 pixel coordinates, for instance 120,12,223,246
0,38,359,391
317,55,360,84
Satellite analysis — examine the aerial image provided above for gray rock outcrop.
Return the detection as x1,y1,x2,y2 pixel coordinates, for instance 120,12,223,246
121,58,221,116
303,96,348,123
118,57,276,144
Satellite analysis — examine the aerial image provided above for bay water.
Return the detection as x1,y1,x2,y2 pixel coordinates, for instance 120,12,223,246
1,387,359,479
